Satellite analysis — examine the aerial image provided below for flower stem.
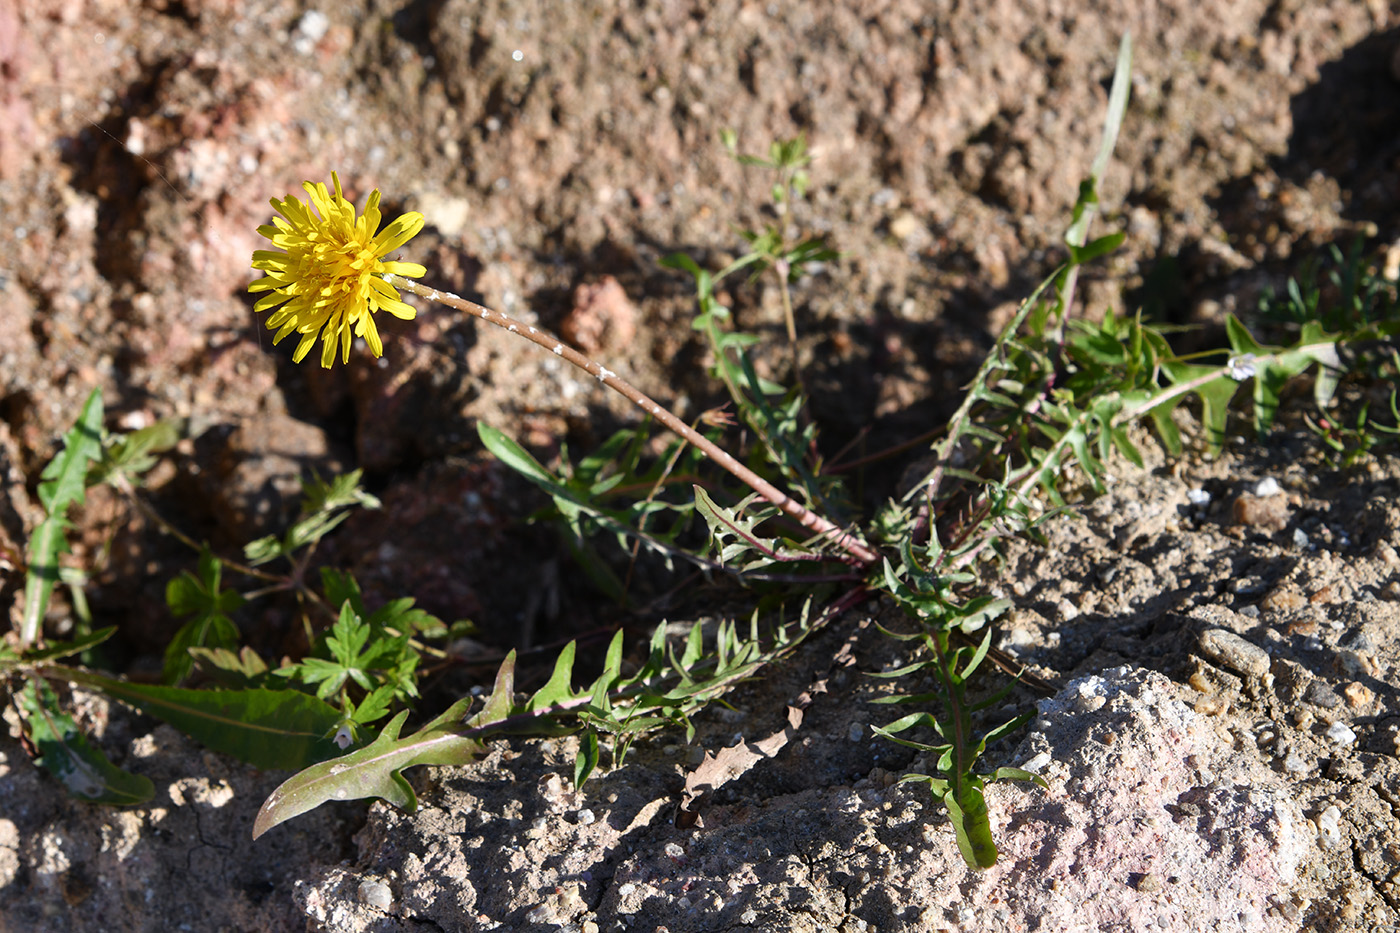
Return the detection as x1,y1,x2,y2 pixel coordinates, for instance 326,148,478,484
385,275,879,567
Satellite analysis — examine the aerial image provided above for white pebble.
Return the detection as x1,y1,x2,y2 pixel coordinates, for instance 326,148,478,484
1325,721,1356,747
1316,805,1343,848
1254,477,1281,496
296,10,329,41
576,808,596,826
357,879,392,911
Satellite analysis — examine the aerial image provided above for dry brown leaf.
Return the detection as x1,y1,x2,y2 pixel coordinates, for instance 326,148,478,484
681,705,803,812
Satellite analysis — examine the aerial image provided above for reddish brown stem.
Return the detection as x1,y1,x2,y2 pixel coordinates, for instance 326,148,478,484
387,276,878,567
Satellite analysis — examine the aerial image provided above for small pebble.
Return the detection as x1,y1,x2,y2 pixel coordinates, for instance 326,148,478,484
1325,721,1356,747
1133,872,1163,893
1305,680,1342,708
1316,805,1344,848
1338,648,1379,678
740,909,758,924
576,808,596,826
1198,628,1270,677
1229,576,1268,595
1233,494,1290,530
1260,583,1306,612
357,879,392,910
617,883,636,897
1003,628,1036,648
1187,488,1212,506
1308,583,1337,604
1292,528,1310,549
1254,477,1282,496
1343,681,1374,710
1282,748,1310,774
848,722,866,742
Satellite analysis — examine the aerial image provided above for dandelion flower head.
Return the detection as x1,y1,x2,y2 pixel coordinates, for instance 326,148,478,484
249,172,426,368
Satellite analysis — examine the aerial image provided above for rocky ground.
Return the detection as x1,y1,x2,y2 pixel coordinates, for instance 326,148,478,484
1,0,1399,931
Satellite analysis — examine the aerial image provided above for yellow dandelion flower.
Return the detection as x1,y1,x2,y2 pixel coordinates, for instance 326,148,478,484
249,172,427,368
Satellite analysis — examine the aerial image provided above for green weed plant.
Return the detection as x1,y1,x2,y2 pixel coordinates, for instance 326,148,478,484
6,35,1400,870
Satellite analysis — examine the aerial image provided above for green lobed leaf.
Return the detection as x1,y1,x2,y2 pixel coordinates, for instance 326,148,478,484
187,646,270,689
21,388,105,646
527,641,581,712
56,668,344,771
253,697,480,839
17,678,154,805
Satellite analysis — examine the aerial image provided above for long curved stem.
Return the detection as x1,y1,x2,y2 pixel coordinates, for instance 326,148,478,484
386,276,878,567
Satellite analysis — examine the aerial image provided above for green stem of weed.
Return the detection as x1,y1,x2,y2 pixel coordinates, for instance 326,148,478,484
387,276,879,567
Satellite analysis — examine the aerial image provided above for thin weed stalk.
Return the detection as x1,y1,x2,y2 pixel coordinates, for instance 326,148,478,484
385,274,878,566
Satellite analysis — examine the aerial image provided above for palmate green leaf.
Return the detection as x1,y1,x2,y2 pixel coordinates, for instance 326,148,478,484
319,568,452,642
279,601,419,703
55,667,343,771
164,550,245,685
17,678,154,805
21,388,105,646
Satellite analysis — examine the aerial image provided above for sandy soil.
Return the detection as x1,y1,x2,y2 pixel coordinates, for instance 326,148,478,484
2,1,1399,930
